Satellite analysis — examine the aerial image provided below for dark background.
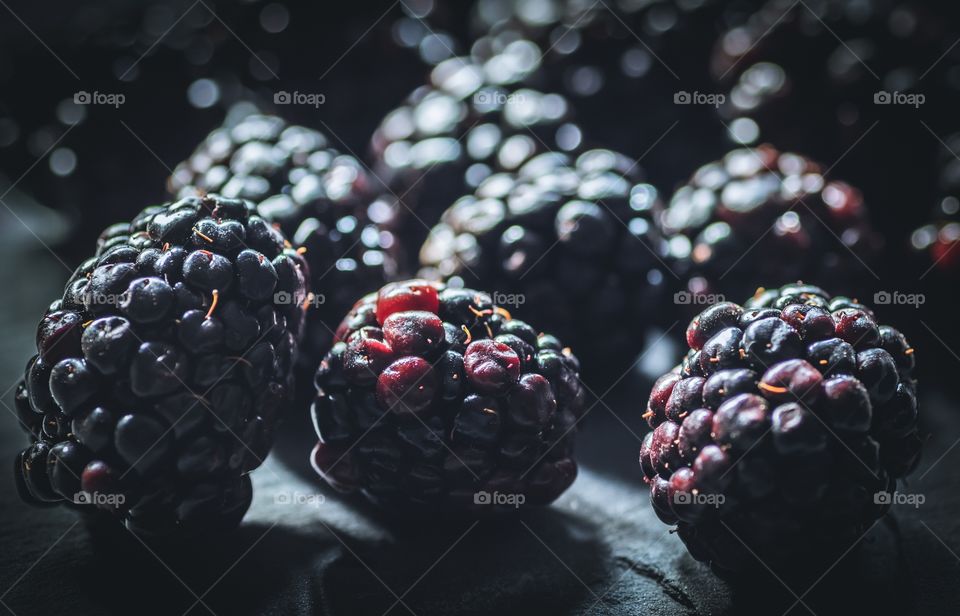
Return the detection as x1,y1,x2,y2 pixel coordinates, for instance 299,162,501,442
1,2,959,615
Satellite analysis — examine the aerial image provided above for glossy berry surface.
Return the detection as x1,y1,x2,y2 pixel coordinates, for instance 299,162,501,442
14,195,307,537
640,284,921,575
465,0,726,189
711,1,960,250
370,54,578,266
419,149,671,381
312,280,586,513
169,113,397,363
663,145,881,303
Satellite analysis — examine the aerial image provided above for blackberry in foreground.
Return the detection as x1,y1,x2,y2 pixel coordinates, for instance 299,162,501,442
14,195,308,536
419,149,672,380
311,279,586,512
370,54,579,265
663,145,881,303
640,284,921,576
170,112,397,361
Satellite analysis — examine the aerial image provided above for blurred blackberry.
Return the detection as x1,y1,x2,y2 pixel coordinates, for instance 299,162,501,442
466,0,729,187
370,54,578,268
14,195,308,537
911,221,960,275
170,113,398,363
662,145,881,304
311,279,585,512
711,0,960,245
641,284,921,576
419,149,673,382
0,3,422,264
907,146,960,377
911,131,960,276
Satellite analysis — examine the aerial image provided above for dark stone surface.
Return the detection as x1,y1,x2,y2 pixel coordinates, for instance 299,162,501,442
1,247,959,616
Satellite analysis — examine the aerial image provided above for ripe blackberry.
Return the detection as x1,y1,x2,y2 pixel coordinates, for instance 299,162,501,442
170,113,397,361
662,145,881,303
911,133,960,275
418,149,672,381
14,195,308,536
467,0,728,188
311,279,585,512
711,1,960,244
370,54,580,266
640,284,921,576
912,221,960,275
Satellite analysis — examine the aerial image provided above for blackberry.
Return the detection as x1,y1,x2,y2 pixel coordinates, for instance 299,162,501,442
911,134,960,275
14,195,308,536
908,163,959,377
912,221,960,274
169,113,397,362
370,54,581,266
711,0,960,245
311,279,585,512
662,145,881,303
466,0,729,187
640,284,921,576
418,149,672,381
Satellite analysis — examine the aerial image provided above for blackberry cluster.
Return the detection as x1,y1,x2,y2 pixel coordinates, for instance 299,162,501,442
370,53,580,264
640,284,921,575
662,145,881,303
418,149,671,379
311,280,585,512
170,113,396,360
14,195,308,536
